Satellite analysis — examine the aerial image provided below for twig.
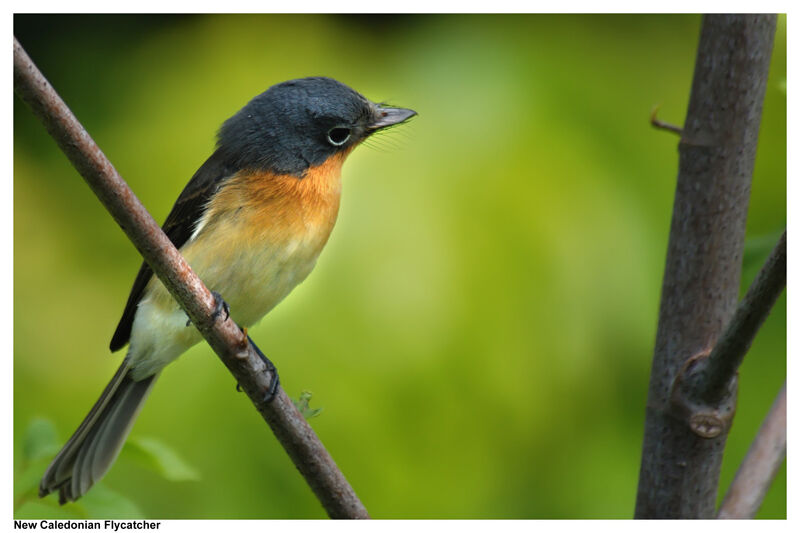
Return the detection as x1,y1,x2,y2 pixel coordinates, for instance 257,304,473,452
718,383,786,519
13,37,368,519
650,105,684,136
690,231,786,404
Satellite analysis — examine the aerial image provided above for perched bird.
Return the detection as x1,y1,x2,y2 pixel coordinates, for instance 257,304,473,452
39,76,416,503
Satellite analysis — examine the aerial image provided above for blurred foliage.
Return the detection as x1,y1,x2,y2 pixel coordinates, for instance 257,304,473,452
14,14,785,518
14,419,199,518
15,419,145,518
293,391,323,420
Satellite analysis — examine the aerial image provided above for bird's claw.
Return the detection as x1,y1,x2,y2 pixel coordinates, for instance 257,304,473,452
263,370,280,403
211,291,230,322
185,291,230,327
248,336,280,403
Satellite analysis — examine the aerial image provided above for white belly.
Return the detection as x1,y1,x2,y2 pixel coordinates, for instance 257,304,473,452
127,227,326,380
126,159,343,380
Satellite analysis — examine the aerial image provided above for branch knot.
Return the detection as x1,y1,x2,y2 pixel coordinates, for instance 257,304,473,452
670,349,737,439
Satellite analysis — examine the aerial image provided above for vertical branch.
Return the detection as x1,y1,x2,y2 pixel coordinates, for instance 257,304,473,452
634,15,776,518
718,383,786,519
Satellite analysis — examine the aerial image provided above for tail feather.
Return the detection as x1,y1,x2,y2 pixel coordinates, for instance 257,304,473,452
39,361,158,503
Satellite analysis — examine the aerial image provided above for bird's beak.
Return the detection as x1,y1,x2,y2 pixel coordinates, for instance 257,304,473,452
368,105,417,131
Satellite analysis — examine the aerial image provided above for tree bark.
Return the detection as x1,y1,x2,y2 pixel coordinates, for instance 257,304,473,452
634,14,777,518
687,231,785,404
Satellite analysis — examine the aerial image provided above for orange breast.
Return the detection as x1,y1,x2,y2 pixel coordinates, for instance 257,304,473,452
134,150,353,360
203,149,350,249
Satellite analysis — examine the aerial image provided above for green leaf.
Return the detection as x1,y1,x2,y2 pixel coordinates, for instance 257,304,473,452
16,418,62,504
292,390,323,420
19,481,144,519
123,436,201,482
14,459,48,500
15,499,85,520
79,483,145,519
23,418,61,463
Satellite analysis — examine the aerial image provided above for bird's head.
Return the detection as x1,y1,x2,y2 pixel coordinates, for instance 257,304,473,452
217,77,416,177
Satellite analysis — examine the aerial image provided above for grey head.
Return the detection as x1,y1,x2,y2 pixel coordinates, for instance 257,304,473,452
216,76,416,176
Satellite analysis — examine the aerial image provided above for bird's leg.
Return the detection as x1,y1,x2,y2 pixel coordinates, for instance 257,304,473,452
247,335,280,403
180,293,276,401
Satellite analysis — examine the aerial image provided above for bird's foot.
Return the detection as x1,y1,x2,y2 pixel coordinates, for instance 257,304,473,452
185,291,230,327
247,335,280,403
210,291,230,322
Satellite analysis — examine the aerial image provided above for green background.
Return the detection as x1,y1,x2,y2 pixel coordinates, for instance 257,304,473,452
13,14,786,519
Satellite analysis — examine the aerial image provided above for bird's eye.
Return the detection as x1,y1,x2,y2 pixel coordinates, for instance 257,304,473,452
327,127,351,146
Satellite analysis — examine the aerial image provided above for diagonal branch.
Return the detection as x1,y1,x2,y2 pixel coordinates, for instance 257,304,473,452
718,383,786,519
687,231,786,404
13,37,368,519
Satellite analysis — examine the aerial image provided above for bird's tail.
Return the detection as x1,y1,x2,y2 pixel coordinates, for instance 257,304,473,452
39,361,158,504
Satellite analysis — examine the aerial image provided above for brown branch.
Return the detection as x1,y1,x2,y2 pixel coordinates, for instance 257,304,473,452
635,15,777,519
13,37,368,519
718,383,786,519
650,105,684,136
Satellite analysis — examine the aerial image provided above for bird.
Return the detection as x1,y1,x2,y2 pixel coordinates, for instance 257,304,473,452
39,76,416,504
